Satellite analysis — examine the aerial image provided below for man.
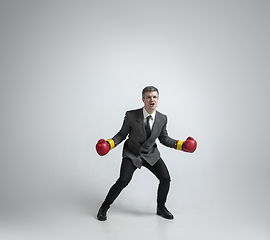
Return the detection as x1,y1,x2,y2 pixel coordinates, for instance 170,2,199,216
95,86,197,221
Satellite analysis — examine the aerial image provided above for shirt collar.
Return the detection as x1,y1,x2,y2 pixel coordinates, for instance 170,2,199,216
143,107,156,121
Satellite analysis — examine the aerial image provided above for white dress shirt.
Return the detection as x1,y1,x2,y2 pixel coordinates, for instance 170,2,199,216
143,107,156,131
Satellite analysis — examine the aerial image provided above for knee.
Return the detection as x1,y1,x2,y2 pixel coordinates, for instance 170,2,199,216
116,177,131,188
159,175,171,184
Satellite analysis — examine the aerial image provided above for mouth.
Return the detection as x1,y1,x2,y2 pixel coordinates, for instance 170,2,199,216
150,103,155,107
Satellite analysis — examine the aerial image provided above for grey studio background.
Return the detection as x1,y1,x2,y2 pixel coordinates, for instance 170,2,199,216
0,0,269,240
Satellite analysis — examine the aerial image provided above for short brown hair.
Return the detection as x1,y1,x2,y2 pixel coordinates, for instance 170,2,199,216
142,86,159,99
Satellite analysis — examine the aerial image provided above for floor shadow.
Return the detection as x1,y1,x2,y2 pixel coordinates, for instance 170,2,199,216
69,192,155,220
111,204,154,217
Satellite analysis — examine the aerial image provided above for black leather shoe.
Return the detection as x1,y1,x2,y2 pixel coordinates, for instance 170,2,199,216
97,207,109,221
157,206,174,219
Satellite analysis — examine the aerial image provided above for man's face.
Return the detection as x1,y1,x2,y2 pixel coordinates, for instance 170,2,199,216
142,91,159,114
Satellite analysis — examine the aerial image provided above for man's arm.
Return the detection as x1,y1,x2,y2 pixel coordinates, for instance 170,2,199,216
158,115,176,148
96,111,131,156
112,111,131,146
158,116,197,153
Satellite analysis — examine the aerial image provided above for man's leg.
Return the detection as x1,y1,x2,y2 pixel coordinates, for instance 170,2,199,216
97,158,137,220
143,158,173,219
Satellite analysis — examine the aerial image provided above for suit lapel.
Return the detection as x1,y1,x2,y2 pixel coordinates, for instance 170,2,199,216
151,111,161,137
141,110,162,145
135,108,162,144
136,108,147,139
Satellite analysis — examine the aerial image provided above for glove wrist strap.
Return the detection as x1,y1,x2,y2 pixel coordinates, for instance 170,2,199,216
107,139,115,150
176,140,184,151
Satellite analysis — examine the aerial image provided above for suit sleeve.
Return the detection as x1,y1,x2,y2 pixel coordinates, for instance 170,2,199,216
112,111,131,146
158,115,176,148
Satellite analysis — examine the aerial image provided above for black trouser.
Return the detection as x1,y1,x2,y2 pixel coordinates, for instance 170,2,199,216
101,158,171,208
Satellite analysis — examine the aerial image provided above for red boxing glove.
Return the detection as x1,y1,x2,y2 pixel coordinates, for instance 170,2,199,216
96,139,110,156
182,137,197,153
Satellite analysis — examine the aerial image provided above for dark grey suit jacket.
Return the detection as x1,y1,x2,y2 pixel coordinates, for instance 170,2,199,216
112,108,176,168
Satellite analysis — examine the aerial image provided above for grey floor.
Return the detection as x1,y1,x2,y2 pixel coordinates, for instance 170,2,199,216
1,191,269,240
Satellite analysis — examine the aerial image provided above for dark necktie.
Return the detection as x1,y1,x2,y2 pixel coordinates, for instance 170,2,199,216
145,115,151,138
